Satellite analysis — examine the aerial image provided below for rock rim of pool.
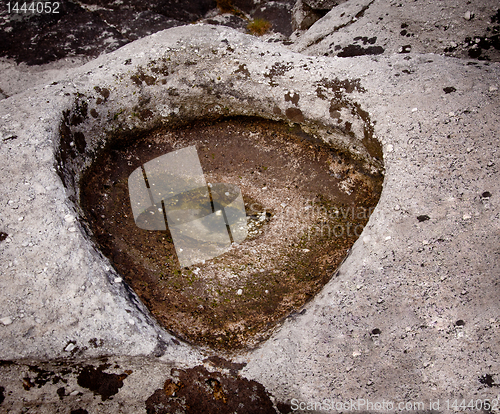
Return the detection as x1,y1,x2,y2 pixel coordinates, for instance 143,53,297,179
0,23,499,409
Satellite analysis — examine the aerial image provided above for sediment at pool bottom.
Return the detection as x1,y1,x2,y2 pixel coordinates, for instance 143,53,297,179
80,117,383,351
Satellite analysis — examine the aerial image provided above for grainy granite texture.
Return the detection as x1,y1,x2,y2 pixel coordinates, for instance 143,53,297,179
0,1,499,412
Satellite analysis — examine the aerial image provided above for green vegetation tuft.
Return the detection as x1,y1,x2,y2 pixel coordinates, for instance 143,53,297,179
247,18,272,36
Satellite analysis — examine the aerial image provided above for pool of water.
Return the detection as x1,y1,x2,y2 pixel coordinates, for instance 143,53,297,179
80,116,383,351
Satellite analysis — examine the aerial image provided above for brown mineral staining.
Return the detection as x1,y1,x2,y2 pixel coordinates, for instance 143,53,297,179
146,365,277,414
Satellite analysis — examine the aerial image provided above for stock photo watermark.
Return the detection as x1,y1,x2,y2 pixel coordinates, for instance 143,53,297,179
290,397,500,412
246,201,377,241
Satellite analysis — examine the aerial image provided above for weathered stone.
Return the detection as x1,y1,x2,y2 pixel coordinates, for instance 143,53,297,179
292,0,500,61
292,0,347,32
0,0,214,65
304,0,346,9
292,0,320,31
251,1,295,36
0,1,499,411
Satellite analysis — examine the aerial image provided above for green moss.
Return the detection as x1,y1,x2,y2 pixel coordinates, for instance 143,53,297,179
247,19,271,36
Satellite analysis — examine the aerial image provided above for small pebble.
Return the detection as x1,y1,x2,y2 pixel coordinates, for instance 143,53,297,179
64,214,75,223
411,107,418,112
302,249,310,253
128,319,135,325
0,317,12,326
68,227,76,232
394,205,401,211
462,214,471,220
18,217,24,221
385,236,391,241
386,144,394,152
448,112,455,117
237,289,243,295
114,277,122,283
464,11,473,20
64,343,76,352
490,86,498,92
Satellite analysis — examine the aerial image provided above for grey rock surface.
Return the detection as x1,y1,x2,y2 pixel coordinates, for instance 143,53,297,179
0,1,499,412
292,0,324,31
242,53,500,407
304,0,346,8
0,24,382,362
291,0,500,61
292,0,347,32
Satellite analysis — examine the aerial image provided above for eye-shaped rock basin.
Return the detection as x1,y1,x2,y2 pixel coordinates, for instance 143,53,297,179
51,25,384,353
80,117,383,351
